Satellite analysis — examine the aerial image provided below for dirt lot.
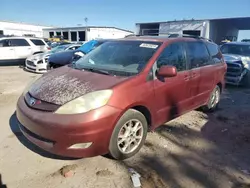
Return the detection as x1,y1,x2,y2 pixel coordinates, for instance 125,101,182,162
0,66,250,188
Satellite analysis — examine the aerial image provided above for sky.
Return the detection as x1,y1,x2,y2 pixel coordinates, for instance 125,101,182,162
1,0,250,40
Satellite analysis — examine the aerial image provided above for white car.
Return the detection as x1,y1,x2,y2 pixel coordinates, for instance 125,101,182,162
25,44,81,73
0,37,49,65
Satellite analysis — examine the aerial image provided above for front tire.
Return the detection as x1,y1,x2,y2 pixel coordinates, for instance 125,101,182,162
109,109,148,160
202,85,221,112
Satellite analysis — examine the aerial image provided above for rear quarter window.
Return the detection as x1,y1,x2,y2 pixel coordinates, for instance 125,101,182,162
30,39,46,46
206,42,223,64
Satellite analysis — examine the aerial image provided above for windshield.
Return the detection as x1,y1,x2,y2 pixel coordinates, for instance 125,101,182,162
78,40,102,54
74,40,162,76
221,44,250,56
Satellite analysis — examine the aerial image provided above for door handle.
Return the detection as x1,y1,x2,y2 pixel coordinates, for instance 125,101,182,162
184,75,190,81
9,49,14,50
191,72,196,78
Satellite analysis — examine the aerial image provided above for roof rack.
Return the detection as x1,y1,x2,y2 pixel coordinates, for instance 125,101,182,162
168,33,213,42
127,32,213,42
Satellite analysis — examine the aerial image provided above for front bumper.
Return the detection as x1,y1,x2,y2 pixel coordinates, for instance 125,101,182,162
16,96,122,158
25,59,47,73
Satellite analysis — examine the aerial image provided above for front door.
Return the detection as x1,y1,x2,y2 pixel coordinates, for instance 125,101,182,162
153,42,192,127
0,39,15,61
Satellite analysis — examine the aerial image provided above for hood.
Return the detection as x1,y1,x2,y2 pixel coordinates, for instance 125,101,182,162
27,53,46,61
28,66,129,105
223,54,250,70
48,50,76,65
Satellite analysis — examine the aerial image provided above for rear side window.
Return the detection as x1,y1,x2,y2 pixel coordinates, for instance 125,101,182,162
0,39,9,47
9,39,30,47
206,42,223,63
30,39,46,46
186,41,210,68
157,42,186,71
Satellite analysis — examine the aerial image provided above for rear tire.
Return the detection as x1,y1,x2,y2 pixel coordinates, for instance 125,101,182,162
202,85,220,112
109,109,148,160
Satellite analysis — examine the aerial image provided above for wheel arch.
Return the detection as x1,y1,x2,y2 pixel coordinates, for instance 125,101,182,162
217,82,222,93
130,105,152,128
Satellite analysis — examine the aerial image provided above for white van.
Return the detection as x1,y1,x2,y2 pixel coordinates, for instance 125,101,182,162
0,37,49,64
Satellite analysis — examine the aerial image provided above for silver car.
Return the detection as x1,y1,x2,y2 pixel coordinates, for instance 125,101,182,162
25,44,81,73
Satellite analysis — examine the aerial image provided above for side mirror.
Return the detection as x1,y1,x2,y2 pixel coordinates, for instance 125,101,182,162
157,65,177,77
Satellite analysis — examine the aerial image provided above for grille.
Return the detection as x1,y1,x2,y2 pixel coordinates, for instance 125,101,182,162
19,122,55,144
26,60,35,66
226,61,243,77
24,93,60,112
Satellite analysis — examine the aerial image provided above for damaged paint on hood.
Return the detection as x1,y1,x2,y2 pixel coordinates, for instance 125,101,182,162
29,66,128,105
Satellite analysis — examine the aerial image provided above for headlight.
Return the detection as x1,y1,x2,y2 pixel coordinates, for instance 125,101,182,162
55,90,113,114
22,76,41,96
242,60,250,69
37,60,43,64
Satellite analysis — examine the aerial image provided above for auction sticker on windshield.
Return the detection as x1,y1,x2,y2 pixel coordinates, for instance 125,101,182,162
139,43,158,49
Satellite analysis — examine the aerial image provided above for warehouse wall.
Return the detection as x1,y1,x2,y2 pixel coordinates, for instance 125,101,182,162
209,20,239,44
87,28,132,40
43,28,86,41
159,20,209,37
0,21,51,37
43,27,133,42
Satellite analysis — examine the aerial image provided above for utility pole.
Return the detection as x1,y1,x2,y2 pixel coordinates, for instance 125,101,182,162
84,17,88,28
84,17,88,41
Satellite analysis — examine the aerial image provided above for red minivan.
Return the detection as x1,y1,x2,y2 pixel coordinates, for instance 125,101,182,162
16,35,227,160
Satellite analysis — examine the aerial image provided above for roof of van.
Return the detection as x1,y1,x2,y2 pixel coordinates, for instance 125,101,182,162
0,36,45,40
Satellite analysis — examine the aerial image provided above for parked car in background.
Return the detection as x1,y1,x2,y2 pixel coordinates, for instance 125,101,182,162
25,44,81,73
241,39,250,42
0,37,49,65
47,39,108,69
50,41,72,48
17,35,226,160
220,42,250,86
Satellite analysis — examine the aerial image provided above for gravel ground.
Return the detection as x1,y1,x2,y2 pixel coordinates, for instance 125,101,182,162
0,66,250,188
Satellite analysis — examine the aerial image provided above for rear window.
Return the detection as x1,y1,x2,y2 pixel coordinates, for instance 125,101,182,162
30,39,46,46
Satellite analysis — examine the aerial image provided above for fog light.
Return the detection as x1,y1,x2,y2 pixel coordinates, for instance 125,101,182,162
68,142,92,149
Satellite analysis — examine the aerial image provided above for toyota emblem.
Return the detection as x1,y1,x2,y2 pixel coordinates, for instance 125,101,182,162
29,97,36,106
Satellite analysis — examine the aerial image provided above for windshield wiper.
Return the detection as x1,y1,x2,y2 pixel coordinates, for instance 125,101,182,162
83,68,111,75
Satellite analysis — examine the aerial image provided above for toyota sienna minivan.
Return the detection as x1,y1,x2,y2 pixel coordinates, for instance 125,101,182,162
16,35,227,160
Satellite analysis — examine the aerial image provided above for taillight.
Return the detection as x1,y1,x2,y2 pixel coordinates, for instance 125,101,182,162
47,46,51,50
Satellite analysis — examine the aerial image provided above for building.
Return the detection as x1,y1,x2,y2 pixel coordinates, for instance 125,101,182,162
136,17,250,44
43,26,133,42
0,20,52,38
